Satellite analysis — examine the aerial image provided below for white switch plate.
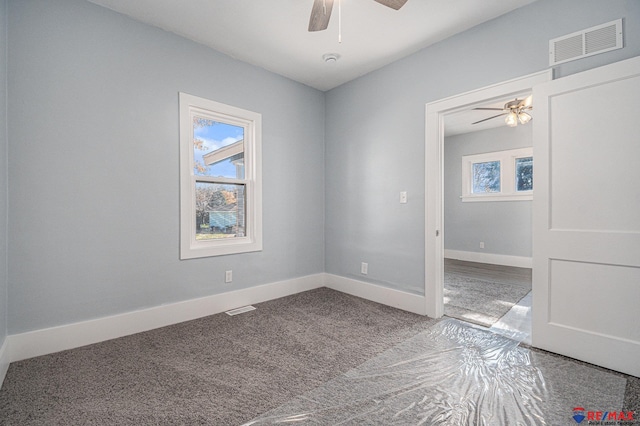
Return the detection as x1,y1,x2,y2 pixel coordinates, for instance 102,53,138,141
225,270,233,283
400,191,407,204
479,242,485,249
361,262,368,275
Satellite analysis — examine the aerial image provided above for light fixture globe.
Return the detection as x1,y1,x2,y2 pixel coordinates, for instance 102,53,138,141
518,111,532,124
505,111,518,127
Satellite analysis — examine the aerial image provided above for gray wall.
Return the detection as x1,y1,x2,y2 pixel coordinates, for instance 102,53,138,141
4,0,640,334
325,0,640,295
444,126,532,258
7,0,325,333
0,0,7,348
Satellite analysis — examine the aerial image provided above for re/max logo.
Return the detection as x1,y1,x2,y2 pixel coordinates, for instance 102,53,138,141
573,407,635,423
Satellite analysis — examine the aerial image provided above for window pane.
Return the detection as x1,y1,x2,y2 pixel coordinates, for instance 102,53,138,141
472,161,501,193
516,157,533,191
195,182,245,240
193,116,244,179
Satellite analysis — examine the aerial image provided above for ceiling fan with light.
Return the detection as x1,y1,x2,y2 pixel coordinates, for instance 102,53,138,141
472,95,533,127
309,0,408,32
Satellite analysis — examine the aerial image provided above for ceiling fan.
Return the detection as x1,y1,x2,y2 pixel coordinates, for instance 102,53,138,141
472,95,533,127
309,0,408,32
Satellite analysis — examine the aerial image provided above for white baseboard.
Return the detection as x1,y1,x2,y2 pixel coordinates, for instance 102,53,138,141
324,274,427,315
0,337,9,390
7,274,324,363
444,249,532,268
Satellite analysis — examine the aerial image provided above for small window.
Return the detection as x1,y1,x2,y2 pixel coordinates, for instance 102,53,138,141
461,147,533,202
180,93,262,259
515,156,533,192
472,161,501,194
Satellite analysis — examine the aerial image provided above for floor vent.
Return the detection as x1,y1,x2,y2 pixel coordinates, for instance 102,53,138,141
225,305,256,316
549,19,622,66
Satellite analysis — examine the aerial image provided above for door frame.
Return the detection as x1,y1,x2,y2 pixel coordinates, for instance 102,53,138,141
424,70,552,321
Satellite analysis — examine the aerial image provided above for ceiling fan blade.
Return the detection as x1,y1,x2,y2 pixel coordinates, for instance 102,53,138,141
309,0,334,32
522,94,533,108
472,113,507,125
374,0,408,10
473,107,505,111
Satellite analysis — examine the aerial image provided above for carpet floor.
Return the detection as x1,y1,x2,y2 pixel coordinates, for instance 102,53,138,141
248,319,633,425
0,288,437,425
444,259,532,327
0,287,637,425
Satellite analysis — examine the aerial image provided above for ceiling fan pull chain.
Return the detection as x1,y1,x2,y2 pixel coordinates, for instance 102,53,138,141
338,0,342,43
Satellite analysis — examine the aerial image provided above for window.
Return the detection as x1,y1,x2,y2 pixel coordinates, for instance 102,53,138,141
515,156,533,191
179,93,262,259
472,161,501,194
461,147,533,202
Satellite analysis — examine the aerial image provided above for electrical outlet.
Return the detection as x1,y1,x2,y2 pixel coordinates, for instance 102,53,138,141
480,242,485,249
361,262,368,275
225,270,233,283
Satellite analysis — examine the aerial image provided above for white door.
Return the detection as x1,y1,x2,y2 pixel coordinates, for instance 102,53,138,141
532,56,640,377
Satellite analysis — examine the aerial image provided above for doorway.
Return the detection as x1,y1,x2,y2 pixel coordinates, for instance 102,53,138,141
441,97,534,342
424,70,552,345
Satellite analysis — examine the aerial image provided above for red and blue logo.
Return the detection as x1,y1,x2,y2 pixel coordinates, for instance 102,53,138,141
573,407,586,424
572,407,635,424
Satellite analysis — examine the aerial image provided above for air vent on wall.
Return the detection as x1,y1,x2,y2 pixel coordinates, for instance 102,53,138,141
549,19,623,66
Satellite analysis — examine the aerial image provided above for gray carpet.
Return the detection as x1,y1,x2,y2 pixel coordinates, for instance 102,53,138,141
444,271,532,327
0,288,437,425
247,319,628,425
0,287,637,425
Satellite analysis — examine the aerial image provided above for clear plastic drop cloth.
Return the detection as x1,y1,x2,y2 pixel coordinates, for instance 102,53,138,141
489,292,533,345
244,318,549,425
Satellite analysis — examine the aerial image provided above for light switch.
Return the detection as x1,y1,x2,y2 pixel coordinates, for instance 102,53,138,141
400,191,407,204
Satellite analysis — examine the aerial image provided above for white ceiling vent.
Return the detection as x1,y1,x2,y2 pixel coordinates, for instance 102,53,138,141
549,19,623,66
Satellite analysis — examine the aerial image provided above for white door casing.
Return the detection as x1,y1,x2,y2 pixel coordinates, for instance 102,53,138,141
532,56,640,377
425,70,552,319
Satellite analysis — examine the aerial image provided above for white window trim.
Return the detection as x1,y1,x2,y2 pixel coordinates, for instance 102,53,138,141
179,93,262,259
461,147,533,202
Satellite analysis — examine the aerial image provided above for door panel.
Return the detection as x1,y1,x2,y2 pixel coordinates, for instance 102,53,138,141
549,259,640,341
532,56,640,377
549,78,640,232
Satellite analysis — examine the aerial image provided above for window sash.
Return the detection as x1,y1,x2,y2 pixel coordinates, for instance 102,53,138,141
180,93,262,259
461,147,533,202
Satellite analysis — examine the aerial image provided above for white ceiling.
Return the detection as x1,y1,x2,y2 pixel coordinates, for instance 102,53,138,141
87,0,538,92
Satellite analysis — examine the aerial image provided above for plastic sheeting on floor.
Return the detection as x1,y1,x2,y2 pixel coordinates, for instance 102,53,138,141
245,318,549,425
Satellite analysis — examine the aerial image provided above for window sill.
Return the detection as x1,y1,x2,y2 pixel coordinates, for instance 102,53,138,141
461,193,533,202
181,237,262,259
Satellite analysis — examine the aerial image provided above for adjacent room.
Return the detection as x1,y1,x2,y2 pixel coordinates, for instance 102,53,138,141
443,101,534,341
0,0,638,424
